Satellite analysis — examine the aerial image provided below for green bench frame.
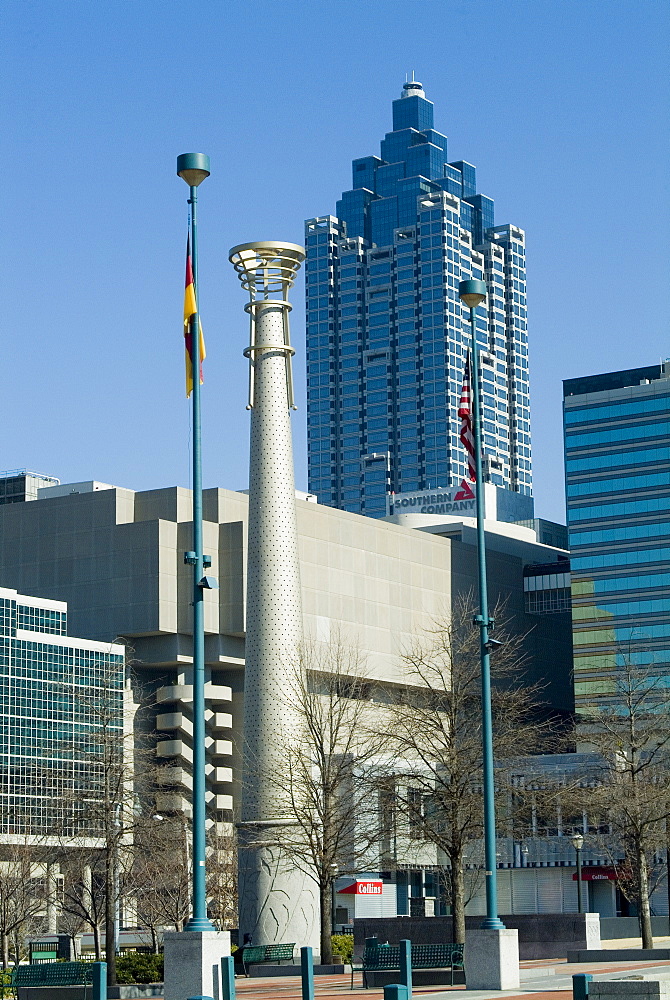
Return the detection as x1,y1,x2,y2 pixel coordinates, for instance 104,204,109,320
11,961,96,997
241,942,295,976
351,941,464,989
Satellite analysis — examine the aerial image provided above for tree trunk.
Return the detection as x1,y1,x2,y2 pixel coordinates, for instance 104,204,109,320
451,855,466,944
1,931,8,970
106,861,117,986
636,839,654,949
151,927,158,954
93,922,101,962
320,882,333,964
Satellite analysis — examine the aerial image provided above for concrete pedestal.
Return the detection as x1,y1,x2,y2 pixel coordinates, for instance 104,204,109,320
464,928,520,991
163,930,230,1000
583,912,602,949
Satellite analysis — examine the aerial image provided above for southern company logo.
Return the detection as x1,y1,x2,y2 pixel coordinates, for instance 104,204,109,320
453,479,475,501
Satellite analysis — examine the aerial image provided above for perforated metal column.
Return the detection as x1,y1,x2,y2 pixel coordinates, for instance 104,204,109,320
238,300,319,951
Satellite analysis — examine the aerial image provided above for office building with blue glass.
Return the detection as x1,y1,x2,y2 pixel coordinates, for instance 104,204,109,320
0,585,126,842
563,362,670,720
305,79,532,517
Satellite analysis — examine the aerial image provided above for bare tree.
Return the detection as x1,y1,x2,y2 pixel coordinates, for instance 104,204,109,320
207,826,237,931
52,654,144,984
0,839,50,968
57,906,87,960
133,815,190,949
58,849,106,960
269,635,390,964
387,596,559,943
578,642,670,948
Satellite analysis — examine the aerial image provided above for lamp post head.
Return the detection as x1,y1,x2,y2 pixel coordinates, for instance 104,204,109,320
459,278,487,308
571,833,584,851
177,152,211,187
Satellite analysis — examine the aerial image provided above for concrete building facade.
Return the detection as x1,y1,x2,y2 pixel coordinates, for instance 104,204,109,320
0,481,573,845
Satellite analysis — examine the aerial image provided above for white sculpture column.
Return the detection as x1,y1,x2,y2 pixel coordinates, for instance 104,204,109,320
229,242,319,954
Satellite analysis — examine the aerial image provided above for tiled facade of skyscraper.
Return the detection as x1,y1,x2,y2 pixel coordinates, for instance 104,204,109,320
563,362,670,719
305,80,531,517
0,586,126,842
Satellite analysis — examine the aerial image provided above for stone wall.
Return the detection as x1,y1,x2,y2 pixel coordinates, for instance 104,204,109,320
354,913,600,959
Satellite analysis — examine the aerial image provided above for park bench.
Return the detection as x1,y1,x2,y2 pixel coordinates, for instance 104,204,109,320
13,960,100,999
241,942,296,975
351,939,465,989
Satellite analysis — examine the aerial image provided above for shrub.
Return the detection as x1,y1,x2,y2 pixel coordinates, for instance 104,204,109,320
116,952,164,984
331,933,354,964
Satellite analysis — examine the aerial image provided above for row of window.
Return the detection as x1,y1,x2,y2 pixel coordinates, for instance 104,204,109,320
566,444,670,473
574,648,670,672
570,546,670,571
569,494,670,523
525,589,571,615
573,571,670,596
572,597,670,620
16,606,67,635
524,573,571,592
566,470,670,498
570,520,670,546
564,393,670,426
565,420,669,450
573,622,670,645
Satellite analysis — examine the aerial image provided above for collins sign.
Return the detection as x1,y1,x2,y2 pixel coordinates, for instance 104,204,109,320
339,880,383,895
387,479,476,517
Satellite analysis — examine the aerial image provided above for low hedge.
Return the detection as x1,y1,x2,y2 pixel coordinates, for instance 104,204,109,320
116,953,164,984
331,933,354,964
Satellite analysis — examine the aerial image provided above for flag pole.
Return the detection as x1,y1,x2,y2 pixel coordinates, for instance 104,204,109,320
458,278,505,931
177,152,215,932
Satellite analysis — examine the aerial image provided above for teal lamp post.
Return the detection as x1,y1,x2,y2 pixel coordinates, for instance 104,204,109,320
177,152,215,933
459,278,505,932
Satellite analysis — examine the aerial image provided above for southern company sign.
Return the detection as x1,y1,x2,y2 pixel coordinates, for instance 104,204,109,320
388,479,476,517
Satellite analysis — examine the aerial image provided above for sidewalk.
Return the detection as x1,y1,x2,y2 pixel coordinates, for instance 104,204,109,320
143,948,670,1000
229,954,670,1000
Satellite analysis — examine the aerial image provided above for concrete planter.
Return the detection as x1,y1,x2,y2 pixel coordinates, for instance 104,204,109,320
18,991,162,1000
108,986,164,999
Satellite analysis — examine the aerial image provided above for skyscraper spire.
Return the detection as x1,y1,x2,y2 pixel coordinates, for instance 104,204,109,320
400,75,426,99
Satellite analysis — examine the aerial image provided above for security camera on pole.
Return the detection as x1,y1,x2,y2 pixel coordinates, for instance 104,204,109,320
229,242,320,956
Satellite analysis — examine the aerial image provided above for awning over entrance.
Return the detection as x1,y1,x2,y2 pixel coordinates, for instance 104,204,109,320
338,880,383,895
572,866,620,881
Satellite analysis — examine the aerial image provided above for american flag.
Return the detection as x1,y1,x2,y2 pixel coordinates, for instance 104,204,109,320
458,354,477,482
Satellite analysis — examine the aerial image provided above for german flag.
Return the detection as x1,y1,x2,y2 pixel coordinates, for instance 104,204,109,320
184,236,205,396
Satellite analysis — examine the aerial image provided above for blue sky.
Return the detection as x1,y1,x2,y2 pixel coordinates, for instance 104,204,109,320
2,0,668,523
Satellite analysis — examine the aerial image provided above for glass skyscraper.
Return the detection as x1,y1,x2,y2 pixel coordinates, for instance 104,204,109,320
563,362,670,719
305,79,532,517
0,585,126,839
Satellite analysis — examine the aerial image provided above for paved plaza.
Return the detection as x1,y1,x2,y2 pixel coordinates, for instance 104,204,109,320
139,947,670,1000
